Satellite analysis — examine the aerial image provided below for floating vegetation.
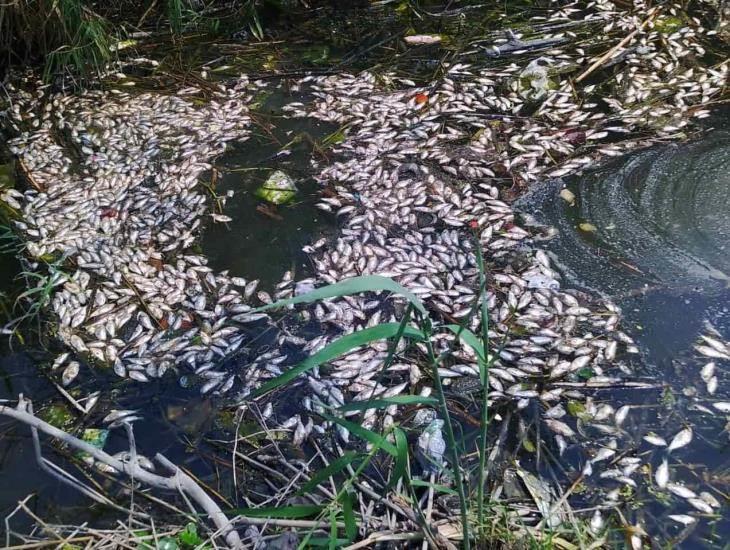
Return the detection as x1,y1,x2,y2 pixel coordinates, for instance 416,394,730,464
255,170,298,205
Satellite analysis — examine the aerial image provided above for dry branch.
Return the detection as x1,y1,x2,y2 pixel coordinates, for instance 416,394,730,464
0,395,243,549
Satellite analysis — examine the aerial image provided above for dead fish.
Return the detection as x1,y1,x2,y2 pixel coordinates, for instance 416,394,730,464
62,361,80,386
643,433,667,447
667,483,696,499
614,405,630,426
667,428,693,453
700,362,716,382
687,498,714,514
544,419,575,438
694,345,729,361
668,514,697,526
103,409,139,424
655,460,669,489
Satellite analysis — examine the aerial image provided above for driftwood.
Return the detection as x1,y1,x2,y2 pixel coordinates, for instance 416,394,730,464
0,395,243,549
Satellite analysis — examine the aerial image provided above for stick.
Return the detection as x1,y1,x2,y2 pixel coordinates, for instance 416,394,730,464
232,516,346,529
16,159,44,192
0,396,243,549
575,6,661,83
120,273,164,330
343,531,426,549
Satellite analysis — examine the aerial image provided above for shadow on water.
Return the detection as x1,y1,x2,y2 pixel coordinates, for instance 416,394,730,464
516,114,730,546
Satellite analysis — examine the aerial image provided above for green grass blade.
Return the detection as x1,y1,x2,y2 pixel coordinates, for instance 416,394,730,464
297,452,361,495
410,479,459,495
341,490,357,542
443,324,490,365
250,275,427,315
338,395,438,412
356,303,414,425
321,413,397,457
252,323,424,398
422,328,471,549
328,507,337,550
389,427,410,488
473,229,492,545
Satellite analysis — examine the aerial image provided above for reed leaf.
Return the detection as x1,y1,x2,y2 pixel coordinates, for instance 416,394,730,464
321,413,398,457
340,490,357,542
390,427,410,488
297,452,361,495
251,275,427,315
252,323,424,398
338,395,438,412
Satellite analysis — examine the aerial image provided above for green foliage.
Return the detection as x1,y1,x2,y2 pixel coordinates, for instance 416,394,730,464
297,452,361,495
242,238,496,548
40,402,75,430
167,0,185,34
251,322,425,398
134,523,207,550
43,0,113,81
252,274,428,316
0,0,113,80
0,0,270,79
321,413,398,456
177,523,203,547
0,224,22,255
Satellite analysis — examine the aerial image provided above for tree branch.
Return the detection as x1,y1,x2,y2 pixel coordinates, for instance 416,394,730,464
0,395,243,549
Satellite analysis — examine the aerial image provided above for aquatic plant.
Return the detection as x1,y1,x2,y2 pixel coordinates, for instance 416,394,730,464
0,0,273,79
0,0,113,80
247,237,497,548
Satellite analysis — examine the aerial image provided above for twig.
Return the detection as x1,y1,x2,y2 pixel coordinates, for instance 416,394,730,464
343,531,426,549
421,472,436,550
120,273,164,330
232,516,345,529
0,396,243,549
16,159,44,192
575,6,661,83
5,495,37,549
232,405,245,505
49,379,87,415
136,0,158,28
26,400,121,510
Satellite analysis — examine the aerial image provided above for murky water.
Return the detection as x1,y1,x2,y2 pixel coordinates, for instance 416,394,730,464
202,92,337,288
518,131,729,296
516,121,730,546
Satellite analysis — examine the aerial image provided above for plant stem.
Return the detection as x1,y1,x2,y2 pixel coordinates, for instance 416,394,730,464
473,232,491,542
297,431,386,549
422,319,470,549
